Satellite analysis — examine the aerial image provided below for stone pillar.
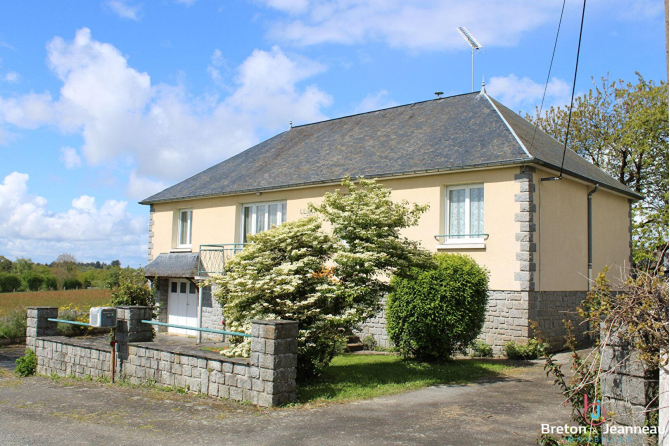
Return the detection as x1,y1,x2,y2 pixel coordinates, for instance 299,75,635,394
250,320,298,407
26,307,58,349
601,325,659,445
115,306,154,343
659,354,668,446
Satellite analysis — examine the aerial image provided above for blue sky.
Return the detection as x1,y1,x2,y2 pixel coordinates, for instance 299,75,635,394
0,0,666,266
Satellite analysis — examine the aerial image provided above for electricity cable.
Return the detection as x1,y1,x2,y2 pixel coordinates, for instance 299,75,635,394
529,0,567,153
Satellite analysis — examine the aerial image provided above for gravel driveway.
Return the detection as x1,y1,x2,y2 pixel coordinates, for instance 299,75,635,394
0,345,573,445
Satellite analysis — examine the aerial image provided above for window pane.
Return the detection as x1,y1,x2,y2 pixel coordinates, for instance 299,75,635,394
470,187,484,235
180,211,190,245
243,206,252,243
171,282,177,293
281,203,287,223
256,205,266,233
189,283,197,294
268,204,278,227
449,189,466,235
179,282,186,294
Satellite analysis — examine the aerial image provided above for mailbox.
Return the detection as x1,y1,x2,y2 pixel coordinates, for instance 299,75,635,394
89,307,117,328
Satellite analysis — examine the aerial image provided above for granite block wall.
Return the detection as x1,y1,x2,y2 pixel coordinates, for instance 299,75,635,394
27,307,298,407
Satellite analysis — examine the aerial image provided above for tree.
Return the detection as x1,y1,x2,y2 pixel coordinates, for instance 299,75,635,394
213,179,432,379
309,177,432,321
55,253,78,274
0,256,12,273
213,217,342,379
528,74,669,264
11,258,34,276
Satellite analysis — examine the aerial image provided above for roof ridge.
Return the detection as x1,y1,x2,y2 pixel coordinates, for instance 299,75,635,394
481,92,533,160
291,91,480,129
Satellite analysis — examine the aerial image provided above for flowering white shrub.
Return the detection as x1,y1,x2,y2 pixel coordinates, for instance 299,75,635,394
212,178,431,380
310,177,432,320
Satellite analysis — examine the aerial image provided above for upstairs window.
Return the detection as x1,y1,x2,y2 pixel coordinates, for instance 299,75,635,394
178,209,192,247
242,201,287,243
445,185,485,243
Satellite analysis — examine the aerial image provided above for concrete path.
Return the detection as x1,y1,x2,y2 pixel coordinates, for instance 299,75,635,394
0,345,574,445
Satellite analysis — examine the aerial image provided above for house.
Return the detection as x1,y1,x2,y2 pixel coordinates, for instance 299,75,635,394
141,89,640,351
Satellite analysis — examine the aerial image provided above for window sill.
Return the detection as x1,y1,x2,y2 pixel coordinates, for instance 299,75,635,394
170,247,192,253
436,243,486,250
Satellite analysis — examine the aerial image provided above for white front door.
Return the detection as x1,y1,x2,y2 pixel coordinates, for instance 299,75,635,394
167,279,198,335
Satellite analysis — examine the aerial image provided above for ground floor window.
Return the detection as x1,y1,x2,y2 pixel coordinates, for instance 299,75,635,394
445,184,485,242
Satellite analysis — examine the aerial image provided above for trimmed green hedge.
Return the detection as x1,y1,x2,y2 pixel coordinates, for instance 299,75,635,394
387,253,489,362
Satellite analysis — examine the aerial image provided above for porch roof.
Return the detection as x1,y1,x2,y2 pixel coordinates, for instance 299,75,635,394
144,252,199,278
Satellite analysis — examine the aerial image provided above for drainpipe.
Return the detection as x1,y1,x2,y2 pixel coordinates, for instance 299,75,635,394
197,284,203,344
588,184,599,291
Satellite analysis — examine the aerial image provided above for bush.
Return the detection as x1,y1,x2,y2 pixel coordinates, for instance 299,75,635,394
56,306,89,337
110,268,155,307
0,309,27,339
0,273,22,292
387,253,489,362
361,335,378,351
22,271,44,291
43,275,58,290
15,348,37,377
63,278,83,290
213,217,344,381
504,339,548,360
469,340,493,358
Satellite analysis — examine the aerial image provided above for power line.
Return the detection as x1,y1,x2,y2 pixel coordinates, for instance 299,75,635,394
529,0,567,153
558,0,588,179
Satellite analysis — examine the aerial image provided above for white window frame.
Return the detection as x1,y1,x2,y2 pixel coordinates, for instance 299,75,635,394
440,184,485,249
240,201,287,243
177,209,193,248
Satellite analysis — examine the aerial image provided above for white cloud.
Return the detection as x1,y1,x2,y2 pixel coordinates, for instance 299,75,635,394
126,170,169,201
0,29,331,197
260,0,556,51
487,74,571,113
259,0,664,52
353,90,398,114
0,172,147,264
59,146,82,169
105,0,142,20
3,71,19,83
259,0,309,15
0,92,54,129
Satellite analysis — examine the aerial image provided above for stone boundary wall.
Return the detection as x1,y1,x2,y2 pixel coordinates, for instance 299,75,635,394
600,326,660,446
27,306,298,407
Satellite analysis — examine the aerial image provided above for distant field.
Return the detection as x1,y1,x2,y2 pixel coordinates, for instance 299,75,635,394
0,289,111,316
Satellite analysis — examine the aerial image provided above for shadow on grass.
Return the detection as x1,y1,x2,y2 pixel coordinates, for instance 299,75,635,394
296,354,535,404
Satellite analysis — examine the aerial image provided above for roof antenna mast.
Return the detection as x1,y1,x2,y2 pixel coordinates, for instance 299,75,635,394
456,27,483,93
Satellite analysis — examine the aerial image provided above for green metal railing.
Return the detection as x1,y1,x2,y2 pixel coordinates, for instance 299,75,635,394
434,233,489,243
47,318,91,327
141,320,251,337
198,243,246,275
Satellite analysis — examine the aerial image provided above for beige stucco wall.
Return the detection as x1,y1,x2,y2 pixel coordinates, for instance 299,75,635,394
150,167,520,290
149,165,632,293
535,167,631,291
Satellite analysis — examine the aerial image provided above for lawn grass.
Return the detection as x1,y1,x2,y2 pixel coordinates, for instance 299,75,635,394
0,289,111,316
296,354,516,405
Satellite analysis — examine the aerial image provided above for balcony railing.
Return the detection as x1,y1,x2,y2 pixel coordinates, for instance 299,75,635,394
198,243,246,276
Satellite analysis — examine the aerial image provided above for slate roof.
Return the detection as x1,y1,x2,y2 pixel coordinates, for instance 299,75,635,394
141,91,640,204
144,253,200,278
